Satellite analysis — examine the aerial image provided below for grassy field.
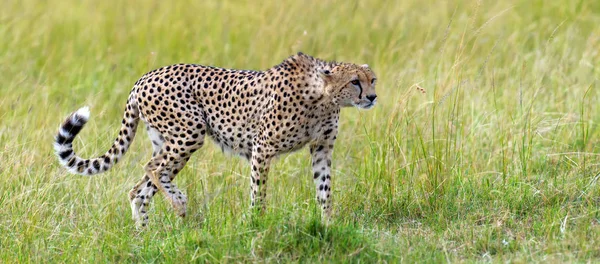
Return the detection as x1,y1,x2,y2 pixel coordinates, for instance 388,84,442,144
1,0,600,262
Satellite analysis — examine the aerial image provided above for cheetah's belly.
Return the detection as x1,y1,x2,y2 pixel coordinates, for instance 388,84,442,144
202,109,257,160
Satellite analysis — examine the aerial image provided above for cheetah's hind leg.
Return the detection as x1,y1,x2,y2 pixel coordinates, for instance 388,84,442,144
144,123,206,220
129,124,164,227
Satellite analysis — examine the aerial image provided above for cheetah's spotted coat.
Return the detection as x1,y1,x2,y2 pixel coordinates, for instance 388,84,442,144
54,52,377,227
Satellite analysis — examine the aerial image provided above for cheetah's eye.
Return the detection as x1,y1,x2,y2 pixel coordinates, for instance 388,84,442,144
350,80,360,86
371,78,377,84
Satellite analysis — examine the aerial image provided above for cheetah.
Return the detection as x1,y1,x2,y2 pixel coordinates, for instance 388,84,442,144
54,52,377,227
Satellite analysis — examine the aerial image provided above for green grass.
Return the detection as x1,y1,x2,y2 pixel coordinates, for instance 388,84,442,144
1,0,600,262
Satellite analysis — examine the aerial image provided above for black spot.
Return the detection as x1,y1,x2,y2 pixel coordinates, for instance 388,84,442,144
58,149,73,159
63,120,84,135
92,160,100,170
67,157,76,167
56,134,70,145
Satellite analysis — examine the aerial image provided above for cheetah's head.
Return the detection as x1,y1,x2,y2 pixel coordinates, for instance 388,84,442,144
320,63,377,109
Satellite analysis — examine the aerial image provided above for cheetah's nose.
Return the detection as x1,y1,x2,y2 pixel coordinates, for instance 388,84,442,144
366,95,377,102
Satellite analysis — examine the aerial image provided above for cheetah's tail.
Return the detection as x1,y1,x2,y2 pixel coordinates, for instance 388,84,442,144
54,96,140,176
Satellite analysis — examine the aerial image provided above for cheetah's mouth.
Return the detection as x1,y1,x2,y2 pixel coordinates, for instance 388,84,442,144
363,102,376,109
354,100,376,109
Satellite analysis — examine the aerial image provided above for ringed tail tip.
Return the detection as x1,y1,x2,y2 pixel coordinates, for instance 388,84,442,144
75,106,91,121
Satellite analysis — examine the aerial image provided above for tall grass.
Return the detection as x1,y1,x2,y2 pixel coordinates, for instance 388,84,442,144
1,0,599,262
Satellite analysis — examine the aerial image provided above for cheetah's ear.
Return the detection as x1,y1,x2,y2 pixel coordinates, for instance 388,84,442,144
361,64,370,69
318,68,332,80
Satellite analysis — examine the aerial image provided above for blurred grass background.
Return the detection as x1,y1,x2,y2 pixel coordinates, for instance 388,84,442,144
1,0,599,262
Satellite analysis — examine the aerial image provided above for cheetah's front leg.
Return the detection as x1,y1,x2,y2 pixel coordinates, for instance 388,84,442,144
310,141,334,221
250,149,272,213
